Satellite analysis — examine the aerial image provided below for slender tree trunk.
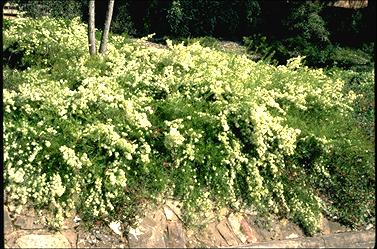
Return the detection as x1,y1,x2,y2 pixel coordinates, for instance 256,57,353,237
99,0,115,54
88,0,96,55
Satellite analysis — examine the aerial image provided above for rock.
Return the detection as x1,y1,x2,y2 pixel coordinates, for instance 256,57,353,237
165,199,183,221
241,208,258,216
320,217,331,235
128,214,166,248
227,213,247,243
164,206,176,221
194,222,227,247
61,231,77,247
94,230,109,241
77,231,96,248
184,228,198,248
280,218,289,226
216,220,239,246
4,206,13,234
16,234,71,248
166,222,186,248
285,233,299,239
61,212,78,230
152,209,167,229
366,224,374,230
328,220,348,233
109,221,122,236
14,216,34,230
246,216,273,241
240,218,258,243
278,218,304,240
5,230,29,247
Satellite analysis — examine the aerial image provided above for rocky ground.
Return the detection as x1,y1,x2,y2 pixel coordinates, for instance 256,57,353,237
5,197,371,248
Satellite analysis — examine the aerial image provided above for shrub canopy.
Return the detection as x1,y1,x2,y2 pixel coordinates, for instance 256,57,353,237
3,17,374,234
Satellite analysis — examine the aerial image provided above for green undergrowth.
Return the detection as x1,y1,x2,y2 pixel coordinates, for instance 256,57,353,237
3,17,375,235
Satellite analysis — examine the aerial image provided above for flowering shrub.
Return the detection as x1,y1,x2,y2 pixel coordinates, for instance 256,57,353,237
3,17,374,234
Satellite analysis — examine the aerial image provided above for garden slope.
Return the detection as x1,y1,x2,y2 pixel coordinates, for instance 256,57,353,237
3,17,374,235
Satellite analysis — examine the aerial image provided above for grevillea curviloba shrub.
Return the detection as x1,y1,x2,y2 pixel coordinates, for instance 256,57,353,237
3,17,374,235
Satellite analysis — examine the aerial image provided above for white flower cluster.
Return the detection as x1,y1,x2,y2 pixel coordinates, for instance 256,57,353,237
3,17,362,232
164,119,186,148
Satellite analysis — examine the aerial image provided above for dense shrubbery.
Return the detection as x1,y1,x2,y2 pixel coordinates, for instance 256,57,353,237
3,17,374,235
10,0,83,19
165,0,260,37
243,34,374,70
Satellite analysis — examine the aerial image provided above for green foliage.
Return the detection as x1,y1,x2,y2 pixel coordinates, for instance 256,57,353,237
111,2,136,36
166,0,188,36
243,34,277,64
325,46,373,70
10,0,83,19
284,1,330,45
173,36,221,50
242,31,374,70
3,17,88,70
3,17,374,235
165,0,260,37
326,69,375,142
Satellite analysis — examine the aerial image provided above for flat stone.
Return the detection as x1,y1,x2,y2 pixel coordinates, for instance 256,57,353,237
4,206,13,234
164,206,176,221
152,209,166,225
228,213,247,243
62,231,77,247
216,220,239,246
245,216,272,241
285,233,299,239
320,217,331,235
165,199,183,221
166,222,186,248
14,216,34,230
109,221,122,236
5,230,29,247
322,231,372,248
128,212,166,248
195,222,228,247
240,218,258,243
16,233,71,248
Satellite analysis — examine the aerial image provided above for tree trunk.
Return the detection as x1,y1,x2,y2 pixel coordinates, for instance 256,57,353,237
88,0,96,55
99,0,115,54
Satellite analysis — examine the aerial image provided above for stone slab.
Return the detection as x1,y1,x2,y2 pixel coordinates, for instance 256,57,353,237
228,213,247,243
231,230,375,248
240,218,258,243
4,206,13,234
16,233,71,248
216,220,239,246
128,212,166,248
166,221,186,248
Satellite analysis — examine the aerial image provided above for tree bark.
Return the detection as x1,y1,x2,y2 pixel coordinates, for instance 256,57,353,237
99,0,115,54
88,0,96,55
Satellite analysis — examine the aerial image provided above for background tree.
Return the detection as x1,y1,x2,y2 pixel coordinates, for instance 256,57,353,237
88,0,96,55
99,0,115,54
